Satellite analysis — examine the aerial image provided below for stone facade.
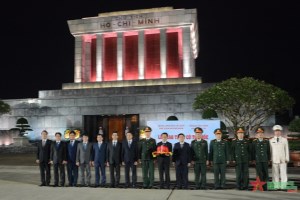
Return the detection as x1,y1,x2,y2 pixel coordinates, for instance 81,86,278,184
0,80,214,139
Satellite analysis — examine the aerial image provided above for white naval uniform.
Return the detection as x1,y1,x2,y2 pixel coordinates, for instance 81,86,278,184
269,136,289,189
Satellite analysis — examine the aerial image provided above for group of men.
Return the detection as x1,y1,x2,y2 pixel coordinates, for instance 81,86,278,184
36,124,289,191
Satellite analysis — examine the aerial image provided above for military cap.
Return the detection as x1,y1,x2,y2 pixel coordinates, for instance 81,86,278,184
194,127,203,133
256,127,264,133
273,125,283,131
214,129,222,134
236,127,245,133
144,126,152,132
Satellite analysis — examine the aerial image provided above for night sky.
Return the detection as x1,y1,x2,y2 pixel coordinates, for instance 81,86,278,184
1,1,299,115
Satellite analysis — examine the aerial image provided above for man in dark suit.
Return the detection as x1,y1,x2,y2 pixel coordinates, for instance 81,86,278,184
50,132,67,187
122,131,138,188
66,130,79,187
91,134,107,187
172,133,191,189
36,130,52,186
107,131,122,188
156,132,172,189
138,126,157,189
76,134,93,187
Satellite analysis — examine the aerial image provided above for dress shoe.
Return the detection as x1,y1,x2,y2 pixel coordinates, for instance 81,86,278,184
148,186,153,189
39,183,46,187
160,186,165,189
53,184,58,187
132,185,136,188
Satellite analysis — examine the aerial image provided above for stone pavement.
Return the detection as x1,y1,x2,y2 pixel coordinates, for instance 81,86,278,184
0,153,299,200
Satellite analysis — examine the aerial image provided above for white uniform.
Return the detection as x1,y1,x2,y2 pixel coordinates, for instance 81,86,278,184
269,136,289,189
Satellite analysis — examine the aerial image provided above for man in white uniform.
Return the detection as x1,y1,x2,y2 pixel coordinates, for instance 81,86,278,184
269,125,289,190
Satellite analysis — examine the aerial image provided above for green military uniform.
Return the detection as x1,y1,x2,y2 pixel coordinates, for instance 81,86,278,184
191,138,208,189
252,131,270,190
209,129,230,189
138,128,156,188
231,129,252,190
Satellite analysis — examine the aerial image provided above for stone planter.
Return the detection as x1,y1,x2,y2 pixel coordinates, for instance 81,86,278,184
290,151,300,167
12,136,30,147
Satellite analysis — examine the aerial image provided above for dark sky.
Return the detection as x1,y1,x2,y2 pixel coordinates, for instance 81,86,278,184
1,1,299,115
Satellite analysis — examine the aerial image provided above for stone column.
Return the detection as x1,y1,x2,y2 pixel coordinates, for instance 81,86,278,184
182,26,194,77
74,36,82,83
138,30,145,79
117,32,123,80
96,33,103,82
160,28,167,78
83,39,92,82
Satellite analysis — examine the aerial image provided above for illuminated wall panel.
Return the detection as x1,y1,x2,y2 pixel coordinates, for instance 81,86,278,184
103,33,117,81
124,33,139,80
145,30,160,79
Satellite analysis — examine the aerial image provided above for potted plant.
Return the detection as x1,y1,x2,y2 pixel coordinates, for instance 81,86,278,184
288,116,300,167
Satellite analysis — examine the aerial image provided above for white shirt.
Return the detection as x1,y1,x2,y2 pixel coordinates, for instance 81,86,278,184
270,136,289,163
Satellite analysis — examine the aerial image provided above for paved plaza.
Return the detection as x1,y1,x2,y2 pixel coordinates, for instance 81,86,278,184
0,153,299,200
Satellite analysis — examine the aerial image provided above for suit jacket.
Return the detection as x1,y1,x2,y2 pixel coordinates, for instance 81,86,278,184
269,136,289,163
172,142,191,165
50,141,67,164
107,141,122,164
76,142,93,164
66,140,79,163
91,142,107,165
122,139,138,163
156,141,172,159
36,139,52,163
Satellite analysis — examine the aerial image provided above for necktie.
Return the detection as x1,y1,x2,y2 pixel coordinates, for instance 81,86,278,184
98,143,101,149
180,143,183,148
113,142,116,147
83,143,87,150
56,142,60,148
42,140,46,147
71,141,74,146
128,141,131,148
277,137,279,142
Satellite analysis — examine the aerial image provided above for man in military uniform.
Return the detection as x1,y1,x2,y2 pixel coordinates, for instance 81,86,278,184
138,126,157,189
269,125,289,190
191,127,209,189
252,127,270,190
209,129,230,190
232,127,252,190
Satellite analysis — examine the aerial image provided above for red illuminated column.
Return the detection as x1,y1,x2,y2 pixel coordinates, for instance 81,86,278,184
117,32,123,80
182,26,194,77
160,28,167,78
74,36,82,83
96,33,103,82
138,30,145,79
